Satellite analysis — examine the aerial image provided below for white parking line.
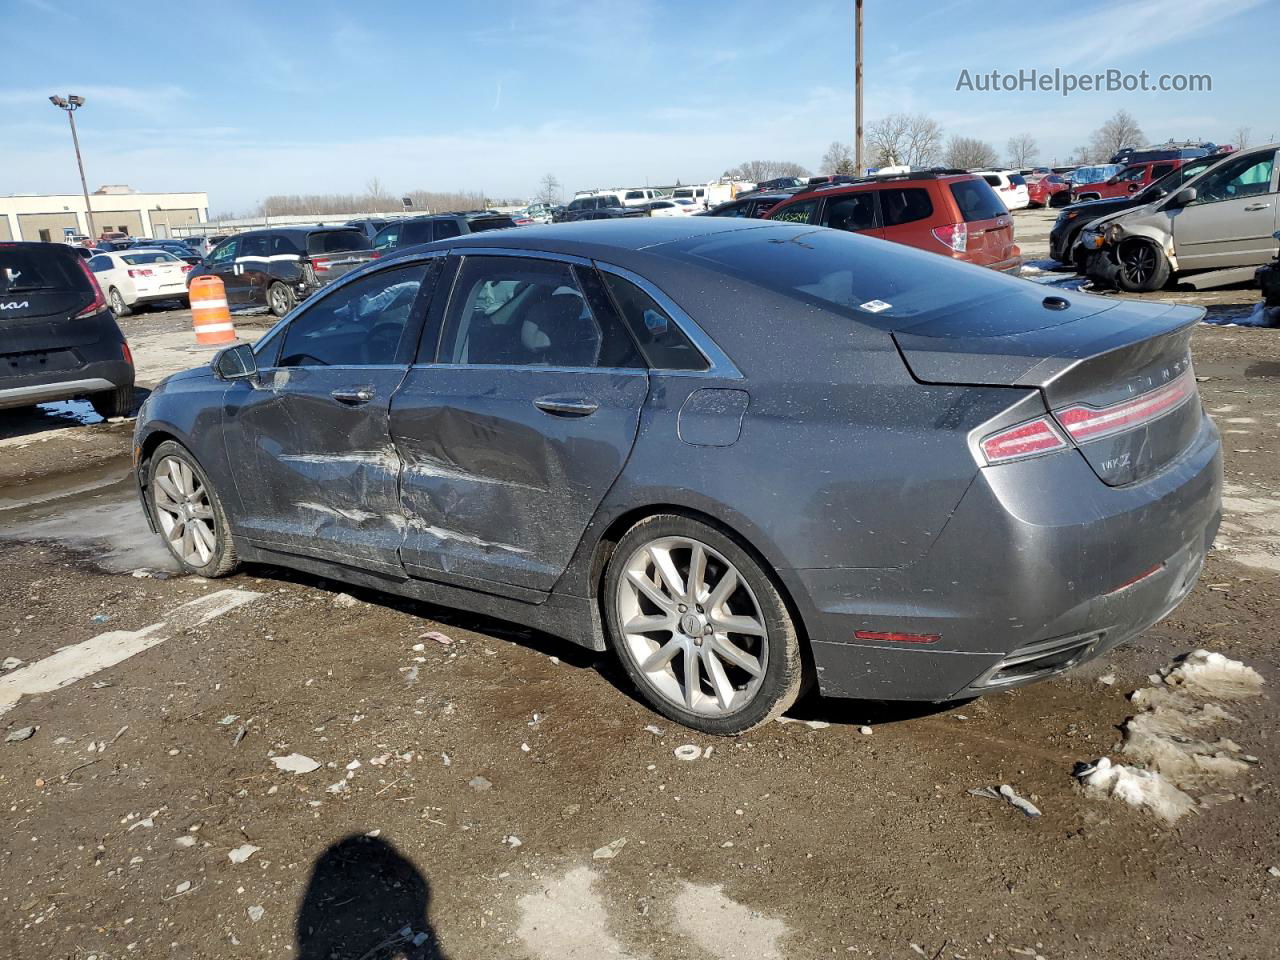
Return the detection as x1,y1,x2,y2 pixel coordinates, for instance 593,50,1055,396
0,589,262,716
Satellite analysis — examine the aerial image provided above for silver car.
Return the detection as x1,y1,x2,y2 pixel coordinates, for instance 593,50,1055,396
1082,143,1279,292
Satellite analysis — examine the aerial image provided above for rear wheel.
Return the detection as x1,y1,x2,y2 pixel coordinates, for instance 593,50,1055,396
1115,239,1171,292
108,287,130,316
267,282,295,317
89,383,134,419
603,515,804,736
148,440,239,578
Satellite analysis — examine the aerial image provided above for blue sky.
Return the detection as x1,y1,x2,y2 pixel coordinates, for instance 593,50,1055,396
1,0,1274,213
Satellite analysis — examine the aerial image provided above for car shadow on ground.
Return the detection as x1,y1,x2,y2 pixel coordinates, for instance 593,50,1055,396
0,386,149,440
297,834,447,960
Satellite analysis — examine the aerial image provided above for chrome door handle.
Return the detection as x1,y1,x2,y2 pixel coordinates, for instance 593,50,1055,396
331,388,374,405
1244,203,1272,211
534,396,598,417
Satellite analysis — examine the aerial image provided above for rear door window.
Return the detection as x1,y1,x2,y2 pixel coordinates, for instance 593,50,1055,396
400,220,435,246
879,188,934,227
820,193,878,232
949,180,1007,222
240,235,269,259
434,220,462,240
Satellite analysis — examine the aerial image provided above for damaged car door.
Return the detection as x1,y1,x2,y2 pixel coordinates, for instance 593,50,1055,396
391,252,649,596
225,259,437,573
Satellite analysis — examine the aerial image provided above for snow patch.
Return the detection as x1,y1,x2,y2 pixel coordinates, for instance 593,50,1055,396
1159,649,1264,699
1076,758,1197,823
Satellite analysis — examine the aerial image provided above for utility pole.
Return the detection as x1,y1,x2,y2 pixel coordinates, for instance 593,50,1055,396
49,95,96,240
854,0,864,176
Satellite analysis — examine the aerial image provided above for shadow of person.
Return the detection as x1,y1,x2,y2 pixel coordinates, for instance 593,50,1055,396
297,834,447,960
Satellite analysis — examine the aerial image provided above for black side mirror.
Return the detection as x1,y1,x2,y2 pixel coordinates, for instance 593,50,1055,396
212,342,258,382
1168,187,1198,208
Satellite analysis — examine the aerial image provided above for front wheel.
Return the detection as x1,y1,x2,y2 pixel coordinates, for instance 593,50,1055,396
148,440,240,577
1114,239,1171,293
267,282,295,317
603,515,804,735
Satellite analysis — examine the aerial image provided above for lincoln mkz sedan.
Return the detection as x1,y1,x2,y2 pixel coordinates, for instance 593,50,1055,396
133,219,1222,734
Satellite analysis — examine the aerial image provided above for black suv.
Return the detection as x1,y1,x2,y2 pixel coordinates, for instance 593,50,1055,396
346,218,395,241
704,192,795,219
188,226,376,317
0,241,134,418
554,195,645,223
372,212,517,254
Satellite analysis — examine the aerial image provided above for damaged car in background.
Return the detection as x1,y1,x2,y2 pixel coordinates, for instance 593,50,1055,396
132,219,1222,735
1081,143,1279,292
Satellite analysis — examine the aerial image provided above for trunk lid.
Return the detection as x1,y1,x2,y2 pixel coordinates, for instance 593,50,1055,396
894,294,1205,486
1,245,95,322
306,229,376,286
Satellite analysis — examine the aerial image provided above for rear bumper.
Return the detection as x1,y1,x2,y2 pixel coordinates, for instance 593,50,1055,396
0,332,133,410
798,412,1222,701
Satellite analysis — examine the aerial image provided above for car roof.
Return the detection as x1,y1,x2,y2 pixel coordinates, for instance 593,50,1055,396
435,217,779,255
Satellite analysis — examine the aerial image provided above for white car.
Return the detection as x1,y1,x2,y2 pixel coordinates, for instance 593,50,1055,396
671,185,709,209
86,249,192,315
976,171,1030,211
642,199,695,218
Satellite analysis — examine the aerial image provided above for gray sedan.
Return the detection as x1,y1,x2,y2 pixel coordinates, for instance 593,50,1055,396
133,219,1222,734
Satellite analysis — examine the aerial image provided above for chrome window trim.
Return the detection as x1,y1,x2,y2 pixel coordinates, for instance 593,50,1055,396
448,246,594,267
408,363,648,376
592,261,742,380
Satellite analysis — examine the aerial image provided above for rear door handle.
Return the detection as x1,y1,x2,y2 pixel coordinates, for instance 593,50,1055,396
534,396,599,417
331,387,374,405
1244,203,1272,211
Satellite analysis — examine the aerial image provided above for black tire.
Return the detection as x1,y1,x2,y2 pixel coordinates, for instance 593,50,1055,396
603,514,804,736
147,440,240,578
89,383,134,419
108,287,130,317
267,282,295,318
1114,239,1171,293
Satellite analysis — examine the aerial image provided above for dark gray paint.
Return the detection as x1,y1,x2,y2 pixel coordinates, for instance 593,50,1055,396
134,219,1223,702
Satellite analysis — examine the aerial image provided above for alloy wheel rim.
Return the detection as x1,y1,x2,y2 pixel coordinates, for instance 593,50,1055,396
616,536,768,716
270,286,287,312
110,290,124,312
1122,245,1154,284
152,456,217,566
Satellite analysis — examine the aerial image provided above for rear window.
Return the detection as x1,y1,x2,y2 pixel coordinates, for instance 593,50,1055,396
880,188,934,227
1009,175,1027,186
0,247,88,293
122,252,180,265
981,175,1002,188
674,226,1020,330
468,217,516,233
949,180,1008,222
306,230,370,255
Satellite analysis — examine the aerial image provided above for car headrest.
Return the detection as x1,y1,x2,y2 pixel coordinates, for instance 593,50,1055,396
520,294,599,365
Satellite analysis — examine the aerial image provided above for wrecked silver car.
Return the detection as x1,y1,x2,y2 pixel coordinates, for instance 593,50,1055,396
134,218,1221,734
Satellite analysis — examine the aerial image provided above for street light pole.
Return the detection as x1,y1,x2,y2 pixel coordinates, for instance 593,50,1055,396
854,0,864,176
49,95,96,240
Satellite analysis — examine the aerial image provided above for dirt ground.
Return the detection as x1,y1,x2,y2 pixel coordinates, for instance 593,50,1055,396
2,220,1278,960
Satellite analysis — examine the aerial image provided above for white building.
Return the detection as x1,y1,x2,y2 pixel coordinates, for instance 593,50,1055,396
0,186,210,242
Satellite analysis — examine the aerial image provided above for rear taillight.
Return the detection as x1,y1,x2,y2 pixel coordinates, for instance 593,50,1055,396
74,256,108,318
980,416,1068,464
1055,370,1196,443
180,264,194,273
311,257,331,273
127,268,153,278
931,222,967,253
122,340,134,367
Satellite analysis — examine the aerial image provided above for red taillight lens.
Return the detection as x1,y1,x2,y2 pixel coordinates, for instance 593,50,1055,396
312,257,331,273
980,416,1068,464
74,256,108,319
122,340,134,367
180,264,194,273
127,268,153,278
1055,370,1196,443
931,222,967,253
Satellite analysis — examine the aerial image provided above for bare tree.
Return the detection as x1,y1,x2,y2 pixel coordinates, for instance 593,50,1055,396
821,141,856,175
257,188,487,218
1006,132,1038,168
944,136,999,170
723,160,812,181
1231,125,1252,149
537,173,562,205
1088,110,1145,162
866,113,943,168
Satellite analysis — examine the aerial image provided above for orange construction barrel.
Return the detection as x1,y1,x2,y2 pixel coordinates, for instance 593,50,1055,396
189,275,237,347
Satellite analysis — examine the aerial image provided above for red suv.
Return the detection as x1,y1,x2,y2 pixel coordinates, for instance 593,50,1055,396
1070,159,1186,202
764,171,1021,273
